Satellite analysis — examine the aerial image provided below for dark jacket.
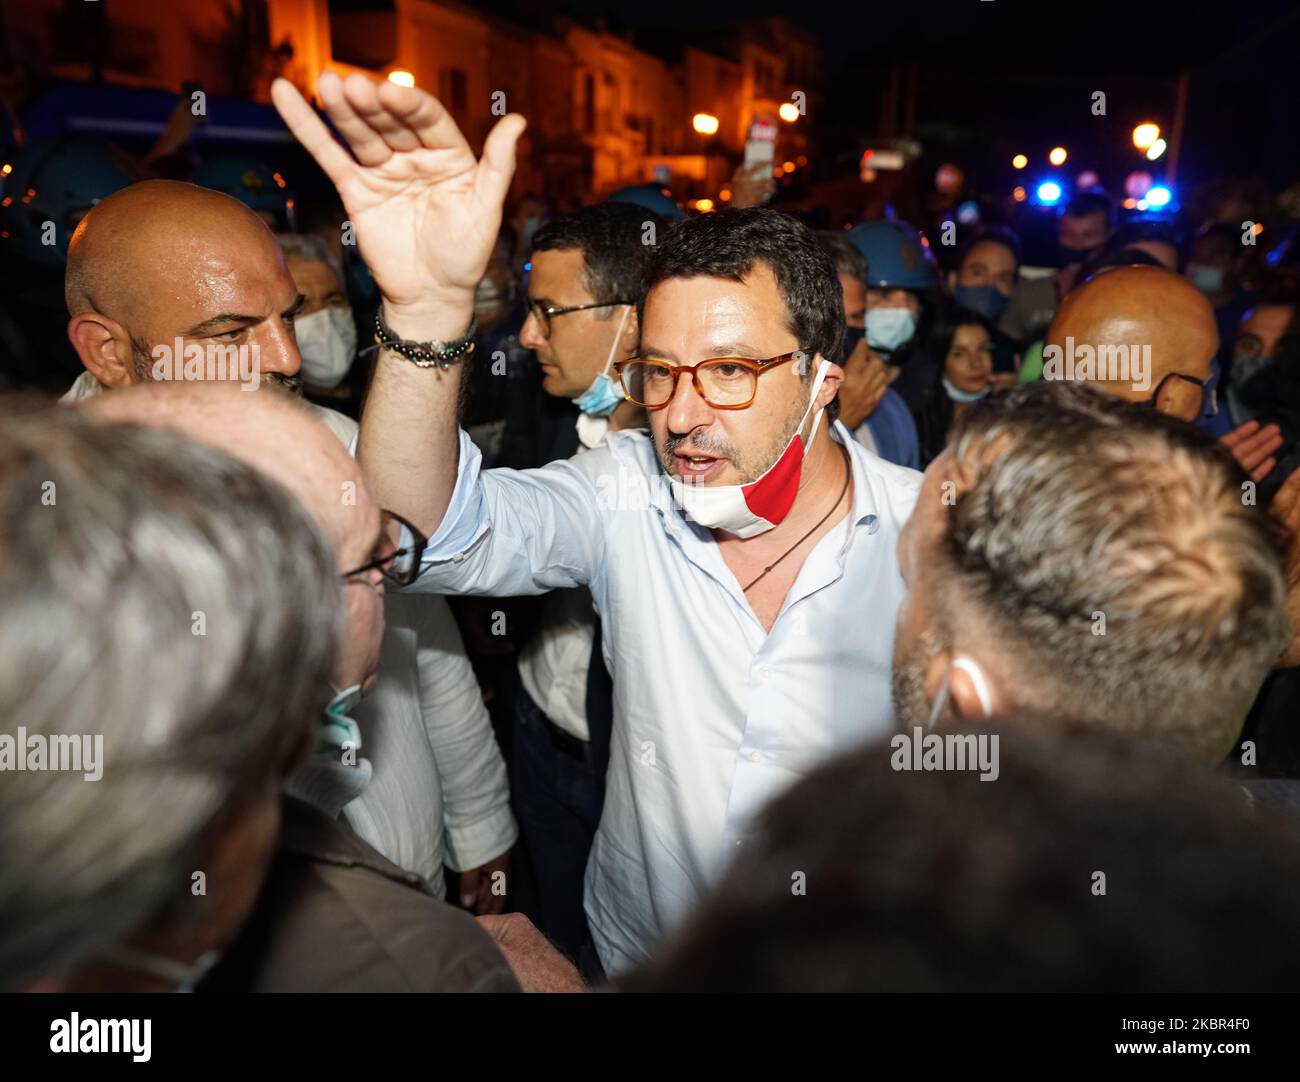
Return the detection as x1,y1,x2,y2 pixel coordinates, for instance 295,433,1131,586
203,797,521,992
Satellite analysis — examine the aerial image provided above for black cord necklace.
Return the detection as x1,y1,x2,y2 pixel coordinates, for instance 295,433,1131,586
742,443,853,593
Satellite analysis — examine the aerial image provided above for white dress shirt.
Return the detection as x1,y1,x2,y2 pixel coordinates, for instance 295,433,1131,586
515,415,610,742
348,592,517,897
409,420,920,973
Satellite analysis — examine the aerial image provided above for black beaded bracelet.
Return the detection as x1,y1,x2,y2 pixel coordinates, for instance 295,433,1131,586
371,309,477,370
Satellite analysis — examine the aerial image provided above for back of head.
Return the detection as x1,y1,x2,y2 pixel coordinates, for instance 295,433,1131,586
0,405,341,989
939,381,1290,761
531,200,669,306
627,722,1300,991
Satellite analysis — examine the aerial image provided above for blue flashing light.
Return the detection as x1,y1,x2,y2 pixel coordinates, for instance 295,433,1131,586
1145,185,1172,208
1036,180,1062,205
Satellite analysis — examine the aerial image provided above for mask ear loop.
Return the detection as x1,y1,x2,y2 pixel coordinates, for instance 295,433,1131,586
599,306,631,378
799,357,833,449
950,656,993,719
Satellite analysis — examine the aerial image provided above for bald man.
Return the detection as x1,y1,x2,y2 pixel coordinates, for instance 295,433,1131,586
1045,265,1285,482
82,383,530,992
61,179,354,445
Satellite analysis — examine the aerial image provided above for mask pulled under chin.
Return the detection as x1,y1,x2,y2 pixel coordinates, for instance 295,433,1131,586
286,683,372,819
571,306,630,417
667,358,832,539
942,376,993,403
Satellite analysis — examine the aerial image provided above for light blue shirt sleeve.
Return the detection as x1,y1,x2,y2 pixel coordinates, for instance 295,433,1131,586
403,426,607,597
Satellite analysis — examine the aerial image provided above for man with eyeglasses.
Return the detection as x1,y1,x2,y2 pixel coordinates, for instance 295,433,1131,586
1045,265,1288,483
85,383,533,992
274,73,922,977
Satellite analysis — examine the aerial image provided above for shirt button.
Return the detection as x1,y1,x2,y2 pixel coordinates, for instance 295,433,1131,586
749,751,762,762
735,839,744,848
759,664,770,678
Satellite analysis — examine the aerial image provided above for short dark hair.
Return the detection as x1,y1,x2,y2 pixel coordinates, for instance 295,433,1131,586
643,208,846,372
816,230,869,287
960,226,1021,269
626,721,1300,991
531,202,668,307
1064,190,1114,228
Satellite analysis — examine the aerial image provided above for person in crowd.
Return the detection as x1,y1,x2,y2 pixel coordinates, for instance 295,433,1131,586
913,308,1000,468
272,71,921,975
999,190,1114,347
891,380,1291,764
948,227,1019,322
63,178,517,915
948,228,1023,377
461,226,528,460
0,405,339,992
87,383,529,992
1103,218,1184,273
843,217,943,416
488,201,662,961
1187,222,1257,384
816,229,920,468
1043,264,1286,481
1224,280,1300,428
624,722,1300,991
275,233,359,398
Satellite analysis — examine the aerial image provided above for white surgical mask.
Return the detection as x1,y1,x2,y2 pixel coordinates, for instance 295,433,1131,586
296,306,357,388
667,358,832,538
866,307,917,352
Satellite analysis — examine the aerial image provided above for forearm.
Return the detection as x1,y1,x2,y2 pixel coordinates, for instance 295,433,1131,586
358,296,473,537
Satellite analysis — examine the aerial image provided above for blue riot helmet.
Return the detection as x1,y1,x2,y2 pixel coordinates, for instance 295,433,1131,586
844,219,939,292
192,154,296,231
607,184,684,223
0,135,139,268
845,219,938,355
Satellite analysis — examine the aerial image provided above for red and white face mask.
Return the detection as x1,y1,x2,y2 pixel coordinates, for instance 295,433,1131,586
667,358,832,538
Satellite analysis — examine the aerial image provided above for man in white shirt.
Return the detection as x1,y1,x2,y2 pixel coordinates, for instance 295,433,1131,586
274,72,920,974
60,178,515,908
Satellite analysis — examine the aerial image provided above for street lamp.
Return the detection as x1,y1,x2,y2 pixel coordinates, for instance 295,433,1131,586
1048,146,1068,166
1132,123,1160,150
778,102,800,123
692,113,719,136
1012,154,1028,170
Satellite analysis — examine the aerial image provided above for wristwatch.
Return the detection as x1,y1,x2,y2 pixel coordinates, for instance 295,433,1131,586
373,308,477,370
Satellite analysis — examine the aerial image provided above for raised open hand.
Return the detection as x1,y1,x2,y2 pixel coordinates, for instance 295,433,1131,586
271,72,526,335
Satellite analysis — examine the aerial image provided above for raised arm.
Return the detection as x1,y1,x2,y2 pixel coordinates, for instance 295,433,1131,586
271,73,525,535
